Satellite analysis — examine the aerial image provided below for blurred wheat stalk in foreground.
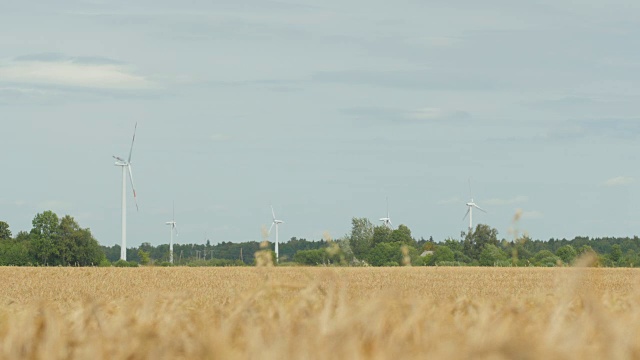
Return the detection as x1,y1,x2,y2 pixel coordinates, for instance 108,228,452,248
0,261,639,359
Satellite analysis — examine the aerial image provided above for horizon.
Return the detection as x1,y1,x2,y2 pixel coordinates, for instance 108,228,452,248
2,1,640,247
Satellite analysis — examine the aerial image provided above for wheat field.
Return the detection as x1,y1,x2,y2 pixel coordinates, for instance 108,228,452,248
0,263,639,359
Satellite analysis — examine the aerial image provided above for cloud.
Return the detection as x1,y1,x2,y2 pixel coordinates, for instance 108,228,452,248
313,69,509,91
405,108,471,122
404,36,461,48
0,199,27,207
484,196,528,206
489,118,640,143
0,53,154,90
528,96,597,111
342,106,470,125
604,176,634,187
576,119,640,139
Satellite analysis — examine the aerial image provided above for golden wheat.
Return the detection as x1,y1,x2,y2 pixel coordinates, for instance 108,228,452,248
0,265,639,359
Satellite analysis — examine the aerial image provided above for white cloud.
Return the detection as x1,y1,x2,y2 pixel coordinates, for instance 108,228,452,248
0,199,27,207
604,176,634,187
405,36,461,48
405,108,470,122
0,55,154,90
484,196,528,206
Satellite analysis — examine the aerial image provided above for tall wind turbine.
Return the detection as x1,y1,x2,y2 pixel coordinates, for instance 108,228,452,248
463,179,486,232
269,205,283,263
113,123,139,261
379,198,393,229
166,202,178,264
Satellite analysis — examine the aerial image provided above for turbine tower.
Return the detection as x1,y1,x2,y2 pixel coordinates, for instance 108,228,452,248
113,123,139,261
463,179,486,232
379,198,393,229
269,205,283,263
166,202,178,264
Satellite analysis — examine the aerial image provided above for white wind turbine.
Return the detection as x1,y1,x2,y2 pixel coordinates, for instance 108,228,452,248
166,202,178,264
463,179,486,232
269,205,283,263
379,198,393,229
113,123,139,261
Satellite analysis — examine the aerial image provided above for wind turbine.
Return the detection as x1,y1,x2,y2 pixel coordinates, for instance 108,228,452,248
166,202,178,264
379,198,393,229
463,179,486,232
269,205,283,263
113,123,139,261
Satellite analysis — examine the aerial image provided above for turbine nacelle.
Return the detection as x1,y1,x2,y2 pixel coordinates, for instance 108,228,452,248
113,156,128,166
380,198,393,229
462,187,487,232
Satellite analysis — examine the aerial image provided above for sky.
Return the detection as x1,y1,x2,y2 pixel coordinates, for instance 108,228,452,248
2,0,640,248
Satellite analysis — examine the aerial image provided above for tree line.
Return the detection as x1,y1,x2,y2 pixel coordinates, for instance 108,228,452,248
0,211,105,266
2,212,640,267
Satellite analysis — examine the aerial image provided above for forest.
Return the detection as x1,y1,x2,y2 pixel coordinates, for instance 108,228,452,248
2,212,639,267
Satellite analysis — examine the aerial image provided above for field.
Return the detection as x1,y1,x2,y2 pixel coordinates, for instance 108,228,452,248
1,264,640,359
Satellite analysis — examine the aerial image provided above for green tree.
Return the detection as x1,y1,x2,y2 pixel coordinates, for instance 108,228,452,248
443,238,463,253
390,224,415,247
336,236,354,264
366,242,418,266
348,218,374,260
578,245,596,256
556,245,577,265
479,244,508,266
432,246,455,264
463,224,499,260
293,249,325,265
57,215,80,265
367,242,400,266
532,250,560,267
31,210,60,240
28,211,105,266
29,211,61,265
0,221,11,240
138,249,151,265
372,225,393,245
0,241,32,265
610,244,623,264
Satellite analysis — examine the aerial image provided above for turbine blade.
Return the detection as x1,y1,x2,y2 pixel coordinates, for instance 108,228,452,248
475,205,487,213
462,208,470,220
269,222,275,235
127,165,139,211
271,205,276,221
174,223,178,237
113,156,125,162
127,122,137,163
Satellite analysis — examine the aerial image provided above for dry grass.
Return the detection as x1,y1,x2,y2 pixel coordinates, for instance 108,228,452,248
0,265,639,359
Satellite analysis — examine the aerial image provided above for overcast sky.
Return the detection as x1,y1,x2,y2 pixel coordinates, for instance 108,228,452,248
2,0,640,248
